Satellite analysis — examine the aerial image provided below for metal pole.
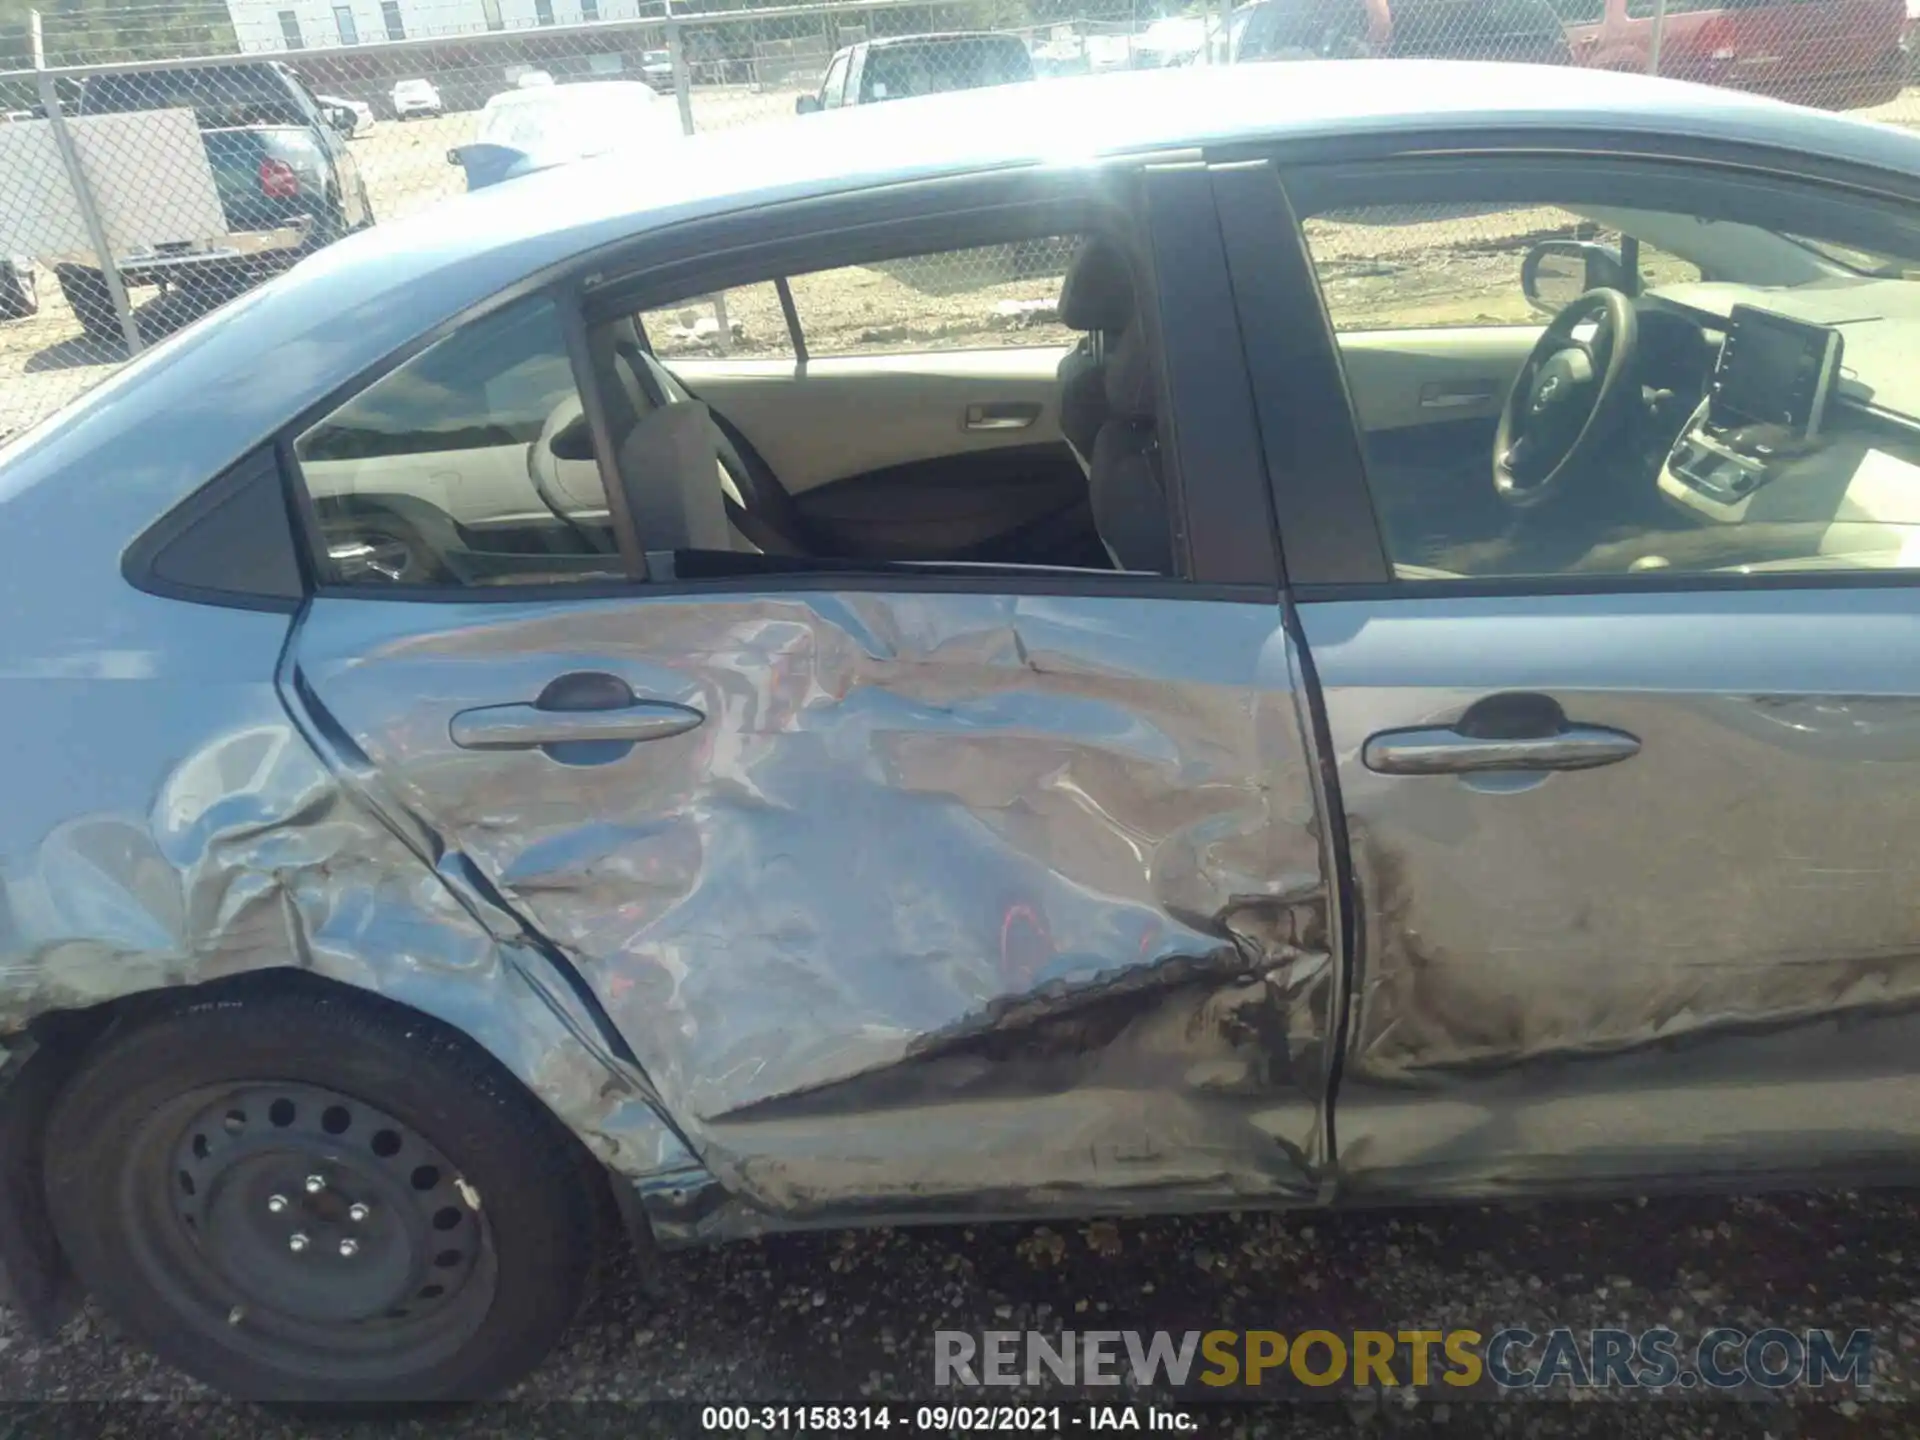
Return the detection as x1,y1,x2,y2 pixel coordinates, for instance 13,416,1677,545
1646,0,1666,74
665,6,696,136
1218,0,1234,63
32,11,142,354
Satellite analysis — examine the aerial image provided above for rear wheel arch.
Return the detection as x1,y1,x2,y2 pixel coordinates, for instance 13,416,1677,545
0,971,638,1353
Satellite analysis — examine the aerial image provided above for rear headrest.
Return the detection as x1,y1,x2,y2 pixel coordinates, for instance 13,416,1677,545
1104,326,1155,420
1058,237,1135,333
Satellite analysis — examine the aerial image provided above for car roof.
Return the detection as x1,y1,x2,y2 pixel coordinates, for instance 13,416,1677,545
8,60,1920,530
865,31,1027,47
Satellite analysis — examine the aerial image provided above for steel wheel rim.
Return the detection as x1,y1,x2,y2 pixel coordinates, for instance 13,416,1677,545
119,1080,497,1379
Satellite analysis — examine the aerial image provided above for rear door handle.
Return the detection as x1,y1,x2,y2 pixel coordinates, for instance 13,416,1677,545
451,701,704,749
964,401,1041,431
1363,722,1640,775
450,670,703,754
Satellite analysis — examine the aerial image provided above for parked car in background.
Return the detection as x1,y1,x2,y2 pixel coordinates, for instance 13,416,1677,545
641,47,675,90
1557,0,1907,109
1131,14,1210,65
0,257,36,320
61,61,374,338
796,31,1035,112
448,80,683,190
315,92,375,137
1231,0,1572,63
391,77,445,119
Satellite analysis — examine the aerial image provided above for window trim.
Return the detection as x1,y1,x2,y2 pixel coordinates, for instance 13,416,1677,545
1206,138,1920,595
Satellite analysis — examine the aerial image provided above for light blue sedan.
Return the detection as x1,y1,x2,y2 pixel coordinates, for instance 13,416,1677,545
2,59,1920,1401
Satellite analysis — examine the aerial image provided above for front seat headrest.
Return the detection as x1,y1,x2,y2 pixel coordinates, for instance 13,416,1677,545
1058,237,1134,333
618,400,736,554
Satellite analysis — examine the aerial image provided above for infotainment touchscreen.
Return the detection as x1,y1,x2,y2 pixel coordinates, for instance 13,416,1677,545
1707,305,1843,440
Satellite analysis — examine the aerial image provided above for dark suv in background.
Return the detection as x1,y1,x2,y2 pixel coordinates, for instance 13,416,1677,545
57,61,373,339
1230,0,1573,63
797,32,1035,112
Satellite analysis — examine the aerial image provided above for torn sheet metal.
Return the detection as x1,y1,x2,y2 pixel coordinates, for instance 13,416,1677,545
1300,590,1920,1198
290,589,1332,1228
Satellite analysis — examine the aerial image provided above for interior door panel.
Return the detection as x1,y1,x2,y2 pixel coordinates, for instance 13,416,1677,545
1334,325,1538,433
1333,327,1539,564
790,443,1094,562
667,347,1070,495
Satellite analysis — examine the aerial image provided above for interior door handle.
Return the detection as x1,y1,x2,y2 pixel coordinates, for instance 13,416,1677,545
1363,722,1640,775
1418,380,1497,410
964,402,1041,431
450,671,704,752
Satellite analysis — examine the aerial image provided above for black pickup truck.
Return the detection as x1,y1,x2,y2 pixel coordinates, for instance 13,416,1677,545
56,61,374,339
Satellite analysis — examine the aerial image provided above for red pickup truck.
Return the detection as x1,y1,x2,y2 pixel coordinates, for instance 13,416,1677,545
1555,0,1908,110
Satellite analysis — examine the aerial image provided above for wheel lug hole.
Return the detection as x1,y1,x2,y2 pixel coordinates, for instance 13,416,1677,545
338,1238,359,1258
348,1202,370,1223
288,1232,309,1253
266,1193,289,1215
304,1174,326,1195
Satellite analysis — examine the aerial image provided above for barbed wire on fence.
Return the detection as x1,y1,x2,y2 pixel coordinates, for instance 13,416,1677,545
0,0,1915,441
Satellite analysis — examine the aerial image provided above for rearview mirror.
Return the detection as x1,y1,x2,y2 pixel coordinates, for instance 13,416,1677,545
325,105,357,133
795,94,822,115
1522,240,1630,315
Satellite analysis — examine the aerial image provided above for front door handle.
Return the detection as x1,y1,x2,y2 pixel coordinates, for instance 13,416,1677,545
450,670,703,755
1363,722,1640,776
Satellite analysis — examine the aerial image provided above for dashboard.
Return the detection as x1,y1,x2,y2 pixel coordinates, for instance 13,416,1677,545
1626,285,1920,567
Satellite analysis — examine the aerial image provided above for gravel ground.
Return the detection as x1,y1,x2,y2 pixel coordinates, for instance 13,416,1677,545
4,1186,1918,1430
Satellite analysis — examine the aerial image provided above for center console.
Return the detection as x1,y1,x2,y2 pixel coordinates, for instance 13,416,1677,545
1660,305,1844,521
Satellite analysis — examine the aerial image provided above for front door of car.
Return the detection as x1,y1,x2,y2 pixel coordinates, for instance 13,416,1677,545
280,170,1342,1225
1215,150,1920,1200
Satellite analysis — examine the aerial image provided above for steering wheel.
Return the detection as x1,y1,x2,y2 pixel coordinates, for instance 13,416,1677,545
1493,288,1639,509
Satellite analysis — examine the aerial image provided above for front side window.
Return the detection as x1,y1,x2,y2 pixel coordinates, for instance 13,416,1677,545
295,297,621,588
1287,162,1920,583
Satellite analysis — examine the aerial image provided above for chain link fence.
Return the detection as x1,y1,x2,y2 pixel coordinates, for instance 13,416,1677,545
1,0,1916,441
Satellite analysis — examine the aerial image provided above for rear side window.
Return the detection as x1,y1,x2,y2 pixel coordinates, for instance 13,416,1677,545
1239,0,1373,57
81,66,305,126
1389,0,1570,54
859,39,1032,101
294,296,622,588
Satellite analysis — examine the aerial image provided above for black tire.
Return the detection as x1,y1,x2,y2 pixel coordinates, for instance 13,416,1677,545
44,984,598,1402
54,263,122,342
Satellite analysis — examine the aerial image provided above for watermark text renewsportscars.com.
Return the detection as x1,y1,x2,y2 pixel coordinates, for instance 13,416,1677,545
934,1327,1875,1393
